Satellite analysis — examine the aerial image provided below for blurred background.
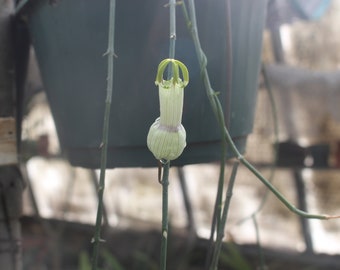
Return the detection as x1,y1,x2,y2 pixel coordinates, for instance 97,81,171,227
12,0,340,269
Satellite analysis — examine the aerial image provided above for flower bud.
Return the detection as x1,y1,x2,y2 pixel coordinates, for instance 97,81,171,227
147,59,189,161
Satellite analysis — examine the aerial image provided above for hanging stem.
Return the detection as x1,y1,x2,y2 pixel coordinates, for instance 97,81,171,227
91,0,116,269
203,0,232,267
251,64,280,216
169,0,176,58
233,64,280,269
205,139,226,269
182,0,339,224
182,0,235,267
236,64,279,270
159,1,176,269
167,0,176,78
160,161,170,270
252,215,266,270
210,161,239,270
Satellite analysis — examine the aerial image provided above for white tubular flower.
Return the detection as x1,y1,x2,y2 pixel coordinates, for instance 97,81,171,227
147,59,189,161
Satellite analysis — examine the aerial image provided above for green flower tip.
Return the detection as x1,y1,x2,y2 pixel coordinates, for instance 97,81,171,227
155,59,189,87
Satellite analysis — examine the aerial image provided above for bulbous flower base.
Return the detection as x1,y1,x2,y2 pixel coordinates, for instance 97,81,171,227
147,117,186,161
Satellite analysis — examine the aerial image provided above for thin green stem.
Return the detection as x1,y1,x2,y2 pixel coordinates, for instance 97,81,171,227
160,161,170,270
253,64,280,215
238,64,280,224
167,0,176,79
205,147,226,269
169,0,176,59
210,161,239,270
160,1,177,269
235,64,279,270
183,0,338,221
229,128,337,219
252,215,266,270
182,1,234,268
91,0,116,269
262,64,280,175
205,94,228,269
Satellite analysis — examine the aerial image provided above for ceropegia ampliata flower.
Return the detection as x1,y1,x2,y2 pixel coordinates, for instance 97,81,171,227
147,59,189,161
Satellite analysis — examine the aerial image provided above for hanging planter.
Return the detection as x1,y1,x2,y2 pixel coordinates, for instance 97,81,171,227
17,0,267,168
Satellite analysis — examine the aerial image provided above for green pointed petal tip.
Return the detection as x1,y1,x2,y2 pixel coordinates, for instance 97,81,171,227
155,59,189,87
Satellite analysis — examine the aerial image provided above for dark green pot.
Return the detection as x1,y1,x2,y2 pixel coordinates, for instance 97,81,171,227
19,0,267,168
